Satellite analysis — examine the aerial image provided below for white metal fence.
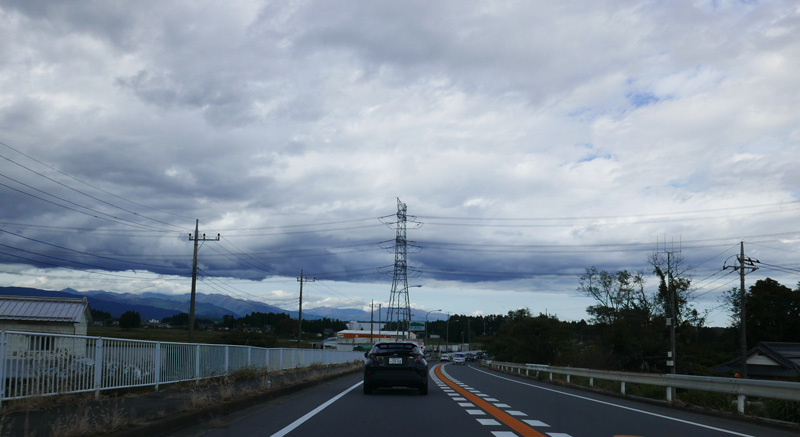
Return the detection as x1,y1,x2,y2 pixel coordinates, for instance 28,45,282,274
0,330,363,409
486,360,800,414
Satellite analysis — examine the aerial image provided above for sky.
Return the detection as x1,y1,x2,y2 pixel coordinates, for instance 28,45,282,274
1,0,799,327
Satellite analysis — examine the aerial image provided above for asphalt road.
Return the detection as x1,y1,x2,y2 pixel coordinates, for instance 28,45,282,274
170,362,798,437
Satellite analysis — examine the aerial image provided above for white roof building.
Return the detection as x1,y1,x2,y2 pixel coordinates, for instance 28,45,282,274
0,296,92,336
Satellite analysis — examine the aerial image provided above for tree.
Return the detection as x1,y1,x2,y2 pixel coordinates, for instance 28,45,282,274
484,310,572,364
91,309,113,326
119,311,141,329
648,251,703,326
578,267,649,324
162,312,189,327
724,278,800,344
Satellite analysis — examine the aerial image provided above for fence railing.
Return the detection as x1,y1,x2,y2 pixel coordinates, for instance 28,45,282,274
485,360,800,414
0,330,363,409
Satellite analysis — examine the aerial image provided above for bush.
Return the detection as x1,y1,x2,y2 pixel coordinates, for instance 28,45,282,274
678,390,735,413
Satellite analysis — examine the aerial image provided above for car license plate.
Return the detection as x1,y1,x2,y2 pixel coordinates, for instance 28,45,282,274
389,357,403,365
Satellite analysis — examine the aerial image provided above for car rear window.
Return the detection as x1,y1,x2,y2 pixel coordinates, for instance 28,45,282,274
373,343,420,353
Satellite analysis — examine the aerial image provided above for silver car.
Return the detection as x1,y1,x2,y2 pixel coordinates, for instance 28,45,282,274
452,353,466,365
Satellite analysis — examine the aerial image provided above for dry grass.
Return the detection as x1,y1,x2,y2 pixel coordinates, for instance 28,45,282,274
217,379,237,400
49,405,94,437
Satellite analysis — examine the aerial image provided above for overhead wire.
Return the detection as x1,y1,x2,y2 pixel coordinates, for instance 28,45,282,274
0,139,195,222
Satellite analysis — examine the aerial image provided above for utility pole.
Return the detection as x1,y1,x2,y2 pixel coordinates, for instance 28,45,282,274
724,241,758,378
668,251,677,374
659,239,680,375
297,270,315,348
370,299,374,344
377,303,382,342
188,219,219,342
446,313,450,350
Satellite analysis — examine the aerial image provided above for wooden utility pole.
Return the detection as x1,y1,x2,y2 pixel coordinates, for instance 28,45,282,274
188,219,219,342
297,270,315,347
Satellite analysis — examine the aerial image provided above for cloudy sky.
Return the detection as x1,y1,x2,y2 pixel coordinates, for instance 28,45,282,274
1,0,799,326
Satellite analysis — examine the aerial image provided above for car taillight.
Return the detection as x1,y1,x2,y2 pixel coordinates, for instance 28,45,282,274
368,354,381,364
413,354,424,363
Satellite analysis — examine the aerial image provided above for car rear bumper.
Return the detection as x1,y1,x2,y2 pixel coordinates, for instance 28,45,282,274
364,367,428,388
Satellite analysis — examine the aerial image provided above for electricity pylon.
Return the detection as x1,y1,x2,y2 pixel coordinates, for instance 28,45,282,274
386,198,411,339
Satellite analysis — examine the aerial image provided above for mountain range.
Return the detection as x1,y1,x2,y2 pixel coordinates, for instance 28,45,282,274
0,286,448,322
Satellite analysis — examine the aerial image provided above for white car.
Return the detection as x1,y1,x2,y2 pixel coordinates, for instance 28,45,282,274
440,354,450,362
452,353,466,365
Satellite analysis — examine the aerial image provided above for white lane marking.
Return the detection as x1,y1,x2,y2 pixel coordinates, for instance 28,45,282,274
270,380,362,437
477,418,501,425
466,409,486,415
458,402,474,407
507,410,527,416
485,397,499,402
453,396,467,401
546,433,573,437
470,366,756,437
491,432,518,436
494,403,512,408
524,419,550,427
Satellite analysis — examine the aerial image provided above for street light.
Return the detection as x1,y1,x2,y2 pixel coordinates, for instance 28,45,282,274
402,285,422,340
425,309,441,346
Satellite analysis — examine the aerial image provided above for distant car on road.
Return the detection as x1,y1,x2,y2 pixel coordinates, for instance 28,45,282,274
465,353,476,362
452,353,466,365
363,342,429,395
440,354,450,362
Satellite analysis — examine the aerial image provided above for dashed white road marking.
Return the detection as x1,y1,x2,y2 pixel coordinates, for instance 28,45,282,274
494,403,511,408
490,432,518,437
466,409,486,415
470,365,755,437
524,420,550,427
458,402,474,407
477,418,501,426
507,410,527,416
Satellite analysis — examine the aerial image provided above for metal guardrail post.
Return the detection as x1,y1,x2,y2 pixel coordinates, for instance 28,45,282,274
93,338,103,399
0,331,7,411
224,345,230,375
738,395,746,414
621,381,626,395
195,344,201,383
155,342,161,391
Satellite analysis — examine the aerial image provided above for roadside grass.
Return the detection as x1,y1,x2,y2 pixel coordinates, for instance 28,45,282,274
3,362,361,437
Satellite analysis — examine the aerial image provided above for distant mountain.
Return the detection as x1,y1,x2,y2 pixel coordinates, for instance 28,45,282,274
0,286,448,323
305,307,370,321
67,289,290,319
0,286,181,321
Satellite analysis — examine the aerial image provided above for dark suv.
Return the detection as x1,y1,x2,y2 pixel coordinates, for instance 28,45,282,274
363,342,428,395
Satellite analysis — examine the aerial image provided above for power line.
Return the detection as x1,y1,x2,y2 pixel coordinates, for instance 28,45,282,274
0,139,195,221
416,199,800,222
0,178,173,232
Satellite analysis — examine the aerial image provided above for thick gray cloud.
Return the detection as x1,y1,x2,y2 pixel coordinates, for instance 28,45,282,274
1,1,799,324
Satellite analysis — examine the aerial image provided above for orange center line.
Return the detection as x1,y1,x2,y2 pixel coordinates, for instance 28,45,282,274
434,363,546,437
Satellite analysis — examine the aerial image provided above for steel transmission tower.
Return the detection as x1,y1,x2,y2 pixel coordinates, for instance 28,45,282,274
386,198,411,339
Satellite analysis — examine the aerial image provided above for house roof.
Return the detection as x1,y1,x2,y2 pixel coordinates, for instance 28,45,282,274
713,342,800,378
0,296,92,324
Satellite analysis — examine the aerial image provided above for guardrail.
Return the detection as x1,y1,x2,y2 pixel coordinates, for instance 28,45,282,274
485,360,800,414
0,330,363,410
